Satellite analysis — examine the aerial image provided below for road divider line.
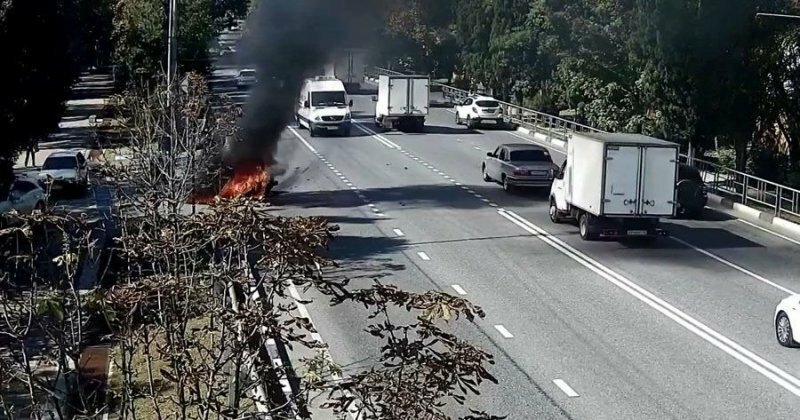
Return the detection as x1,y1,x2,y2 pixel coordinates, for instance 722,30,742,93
451,284,468,295
417,251,431,261
553,379,580,398
494,325,514,338
670,237,797,295
497,209,800,396
288,126,317,153
354,122,402,149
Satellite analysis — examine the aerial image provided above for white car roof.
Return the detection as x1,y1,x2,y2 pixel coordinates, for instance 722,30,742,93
471,95,499,102
47,150,82,158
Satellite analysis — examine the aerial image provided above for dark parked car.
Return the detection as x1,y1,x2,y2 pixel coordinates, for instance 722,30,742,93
676,164,708,218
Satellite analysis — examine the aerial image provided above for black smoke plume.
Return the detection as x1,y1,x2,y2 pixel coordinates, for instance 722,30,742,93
225,0,378,168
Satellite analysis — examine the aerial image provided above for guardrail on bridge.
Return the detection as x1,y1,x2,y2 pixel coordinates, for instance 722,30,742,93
365,66,800,222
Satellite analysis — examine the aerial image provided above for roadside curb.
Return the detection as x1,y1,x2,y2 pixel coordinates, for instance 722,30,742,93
706,193,800,237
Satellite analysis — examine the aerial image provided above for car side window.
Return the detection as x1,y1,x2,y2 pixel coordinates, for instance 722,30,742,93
464,99,473,106
498,148,507,161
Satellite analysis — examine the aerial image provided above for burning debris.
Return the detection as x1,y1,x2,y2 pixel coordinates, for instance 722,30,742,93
219,161,271,199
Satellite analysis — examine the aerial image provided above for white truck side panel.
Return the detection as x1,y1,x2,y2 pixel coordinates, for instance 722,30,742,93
567,135,605,216
388,78,409,115
410,78,430,116
639,146,678,216
602,145,641,215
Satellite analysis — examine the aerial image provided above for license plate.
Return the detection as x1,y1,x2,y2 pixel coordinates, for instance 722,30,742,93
483,119,496,124
627,230,648,236
326,126,339,130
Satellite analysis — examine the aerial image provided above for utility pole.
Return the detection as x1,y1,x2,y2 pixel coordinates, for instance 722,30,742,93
167,0,178,89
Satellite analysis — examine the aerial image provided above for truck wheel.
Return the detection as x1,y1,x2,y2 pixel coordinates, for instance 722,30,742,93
482,165,492,182
579,213,596,240
549,199,562,224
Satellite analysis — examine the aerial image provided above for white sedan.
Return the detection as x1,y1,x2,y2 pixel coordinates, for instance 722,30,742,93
0,176,47,216
775,294,800,347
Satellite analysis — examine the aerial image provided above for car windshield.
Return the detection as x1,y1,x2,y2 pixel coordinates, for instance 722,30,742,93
42,156,76,170
476,100,499,108
312,91,346,107
509,149,552,162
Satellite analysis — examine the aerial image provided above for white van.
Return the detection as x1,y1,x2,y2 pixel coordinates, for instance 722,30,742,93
296,76,353,137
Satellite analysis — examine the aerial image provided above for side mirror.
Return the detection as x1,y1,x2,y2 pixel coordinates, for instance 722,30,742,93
348,99,354,107
371,96,378,102
303,101,310,108
486,152,494,158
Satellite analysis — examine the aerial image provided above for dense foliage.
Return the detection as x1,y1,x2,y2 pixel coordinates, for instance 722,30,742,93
381,0,800,184
0,0,249,183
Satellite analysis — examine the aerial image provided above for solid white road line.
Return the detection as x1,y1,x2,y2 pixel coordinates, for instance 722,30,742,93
393,228,405,237
737,218,800,246
417,251,431,261
497,209,800,397
354,122,402,149
494,325,514,338
289,126,317,153
451,284,468,296
670,237,797,295
553,379,580,398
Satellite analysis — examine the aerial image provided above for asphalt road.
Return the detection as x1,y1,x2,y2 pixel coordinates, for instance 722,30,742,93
211,35,800,419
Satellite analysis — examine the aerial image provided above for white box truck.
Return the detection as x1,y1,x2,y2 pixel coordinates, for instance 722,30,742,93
326,48,367,92
548,132,679,241
373,74,429,132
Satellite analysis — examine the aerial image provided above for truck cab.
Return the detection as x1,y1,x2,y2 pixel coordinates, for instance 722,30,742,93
296,76,353,137
549,133,679,241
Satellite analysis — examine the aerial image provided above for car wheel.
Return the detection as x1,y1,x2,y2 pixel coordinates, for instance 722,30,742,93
549,199,562,224
309,126,317,137
579,213,596,241
466,116,474,129
482,165,492,182
455,112,462,125
502,175,513,192
777,312,797,347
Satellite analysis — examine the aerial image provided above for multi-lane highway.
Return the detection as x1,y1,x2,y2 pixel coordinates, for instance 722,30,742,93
209,34,800,420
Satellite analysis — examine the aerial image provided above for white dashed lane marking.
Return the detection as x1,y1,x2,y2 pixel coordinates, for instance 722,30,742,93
417,251,431,261
451,284,468,295
393,228,405,237
290,126,389,220
553,379,580,398
494,325,514,338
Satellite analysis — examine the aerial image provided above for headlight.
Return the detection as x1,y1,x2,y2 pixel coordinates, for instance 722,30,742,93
314,116,322,122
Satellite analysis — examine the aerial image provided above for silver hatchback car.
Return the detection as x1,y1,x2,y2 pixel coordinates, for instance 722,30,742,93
482,144,559,192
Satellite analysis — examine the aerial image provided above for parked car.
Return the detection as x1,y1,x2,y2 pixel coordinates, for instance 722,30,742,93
0,176,47,217
775,294,800,347
236,69,257,89
38,150,89,194
482,144,559,192
676,164,708,219
455,95,504,128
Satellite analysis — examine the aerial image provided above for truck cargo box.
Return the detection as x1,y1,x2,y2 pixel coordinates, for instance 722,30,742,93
566,133,679,218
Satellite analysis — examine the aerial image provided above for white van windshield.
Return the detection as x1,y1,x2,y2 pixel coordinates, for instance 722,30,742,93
311,91,346,107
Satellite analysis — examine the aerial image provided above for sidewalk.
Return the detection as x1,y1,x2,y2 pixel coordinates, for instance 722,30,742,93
2,72,119,420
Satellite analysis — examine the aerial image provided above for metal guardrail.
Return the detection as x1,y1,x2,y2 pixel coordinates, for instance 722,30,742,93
367,66,800,220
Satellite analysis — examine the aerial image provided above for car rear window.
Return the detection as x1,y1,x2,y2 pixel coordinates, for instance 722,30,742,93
476,100,500,108
509,149,552,162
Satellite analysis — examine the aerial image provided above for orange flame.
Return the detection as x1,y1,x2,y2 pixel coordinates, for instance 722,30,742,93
190,162,271,204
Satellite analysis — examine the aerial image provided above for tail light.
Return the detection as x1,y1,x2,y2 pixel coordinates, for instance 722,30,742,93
472,107,478,114
548,168,555,178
